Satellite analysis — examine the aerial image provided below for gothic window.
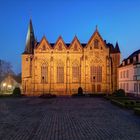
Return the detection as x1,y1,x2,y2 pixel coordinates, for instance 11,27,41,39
57,66,64,83
97,66,102,82
90,66,102,82
42,45,46,51
58,43,62,51
41,64,48,83
94,39,99,49
72,64,80,83
74,44,78,51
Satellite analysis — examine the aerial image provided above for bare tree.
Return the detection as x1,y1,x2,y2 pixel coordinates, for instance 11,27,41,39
0,59,14,81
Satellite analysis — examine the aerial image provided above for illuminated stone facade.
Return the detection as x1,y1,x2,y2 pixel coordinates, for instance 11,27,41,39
22,20,121,95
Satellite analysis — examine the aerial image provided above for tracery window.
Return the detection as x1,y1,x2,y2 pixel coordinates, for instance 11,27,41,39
72,63,80,83
57,66,64,83
94,39,99,49
58,43,63,51
42,45,46,51
41,64,48,83
74,43,78,51
90,66,102,82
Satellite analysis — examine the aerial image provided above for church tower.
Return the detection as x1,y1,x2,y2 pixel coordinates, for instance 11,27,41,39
22,19,36,94
110,42,121,92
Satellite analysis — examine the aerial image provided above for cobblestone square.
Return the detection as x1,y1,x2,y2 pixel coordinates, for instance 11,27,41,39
0,97,140,140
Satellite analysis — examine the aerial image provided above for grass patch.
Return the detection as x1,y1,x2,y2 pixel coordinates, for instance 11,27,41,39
110,97,140,110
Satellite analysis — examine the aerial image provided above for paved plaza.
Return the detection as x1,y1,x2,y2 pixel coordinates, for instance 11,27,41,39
0,97,140,140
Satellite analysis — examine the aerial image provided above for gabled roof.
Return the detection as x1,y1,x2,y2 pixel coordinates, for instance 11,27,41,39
86,28,107,48
35,36,52,50
127,49,140,59
69,36,83,49
53,36,68,49
119,49,140,67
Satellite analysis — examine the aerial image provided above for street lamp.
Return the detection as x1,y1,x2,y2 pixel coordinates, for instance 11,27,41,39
42,76,44,95
2,83,7,93
93,76,95,93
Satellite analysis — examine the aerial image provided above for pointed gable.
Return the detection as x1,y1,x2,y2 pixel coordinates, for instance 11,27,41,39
35,36,52,53
86,28,107,50
69,36,83,52
53,36,67,51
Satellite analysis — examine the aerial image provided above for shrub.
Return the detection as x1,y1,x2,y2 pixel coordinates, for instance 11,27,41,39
78,87,83,95
12,87,21,96
125,102,128,105
39,93,56,98
134,108,140,116
113,89,125,97
130,101,135,105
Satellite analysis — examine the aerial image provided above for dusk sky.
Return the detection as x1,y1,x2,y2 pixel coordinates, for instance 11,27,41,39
0,0,140,73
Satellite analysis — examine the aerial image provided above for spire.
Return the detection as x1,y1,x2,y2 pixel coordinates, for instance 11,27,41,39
115,41,120,53
24,19,35,54
95,25,98,32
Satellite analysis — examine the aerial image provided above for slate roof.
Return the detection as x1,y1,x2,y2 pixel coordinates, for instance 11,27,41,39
119,49,140,67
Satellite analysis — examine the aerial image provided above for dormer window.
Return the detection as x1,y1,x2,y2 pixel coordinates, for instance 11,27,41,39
133,56,136,63
122,61,125,66
94,39,99,49
127,59,130,64
138,53,140,62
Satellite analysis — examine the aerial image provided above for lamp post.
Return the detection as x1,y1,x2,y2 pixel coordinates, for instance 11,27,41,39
2,83,7,93
42,76,44,95
93,76,95,93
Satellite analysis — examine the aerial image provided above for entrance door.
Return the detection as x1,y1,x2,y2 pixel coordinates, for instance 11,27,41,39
97,84,101,92
92,84,95,93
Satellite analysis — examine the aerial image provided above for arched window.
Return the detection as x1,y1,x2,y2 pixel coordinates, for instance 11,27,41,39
94,39,99,49
42,45,46,51
57,63,64,83
74,43,78,51
72,62,80,83
90,66,102,82
58,42,62,51
41,64,48,83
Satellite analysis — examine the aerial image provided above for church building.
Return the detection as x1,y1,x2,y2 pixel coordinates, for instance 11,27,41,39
22,20,121,95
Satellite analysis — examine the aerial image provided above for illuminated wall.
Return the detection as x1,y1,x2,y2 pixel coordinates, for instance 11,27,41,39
22,29,120,95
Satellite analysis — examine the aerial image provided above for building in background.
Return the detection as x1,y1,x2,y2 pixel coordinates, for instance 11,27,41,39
0,74,21,94
118,50,140,96
22,20,121,95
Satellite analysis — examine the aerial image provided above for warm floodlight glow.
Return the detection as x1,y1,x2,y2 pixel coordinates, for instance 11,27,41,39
3,83,6,87
7,85,12,89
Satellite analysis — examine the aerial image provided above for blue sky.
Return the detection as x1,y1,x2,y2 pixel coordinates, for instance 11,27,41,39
0,0,140,73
